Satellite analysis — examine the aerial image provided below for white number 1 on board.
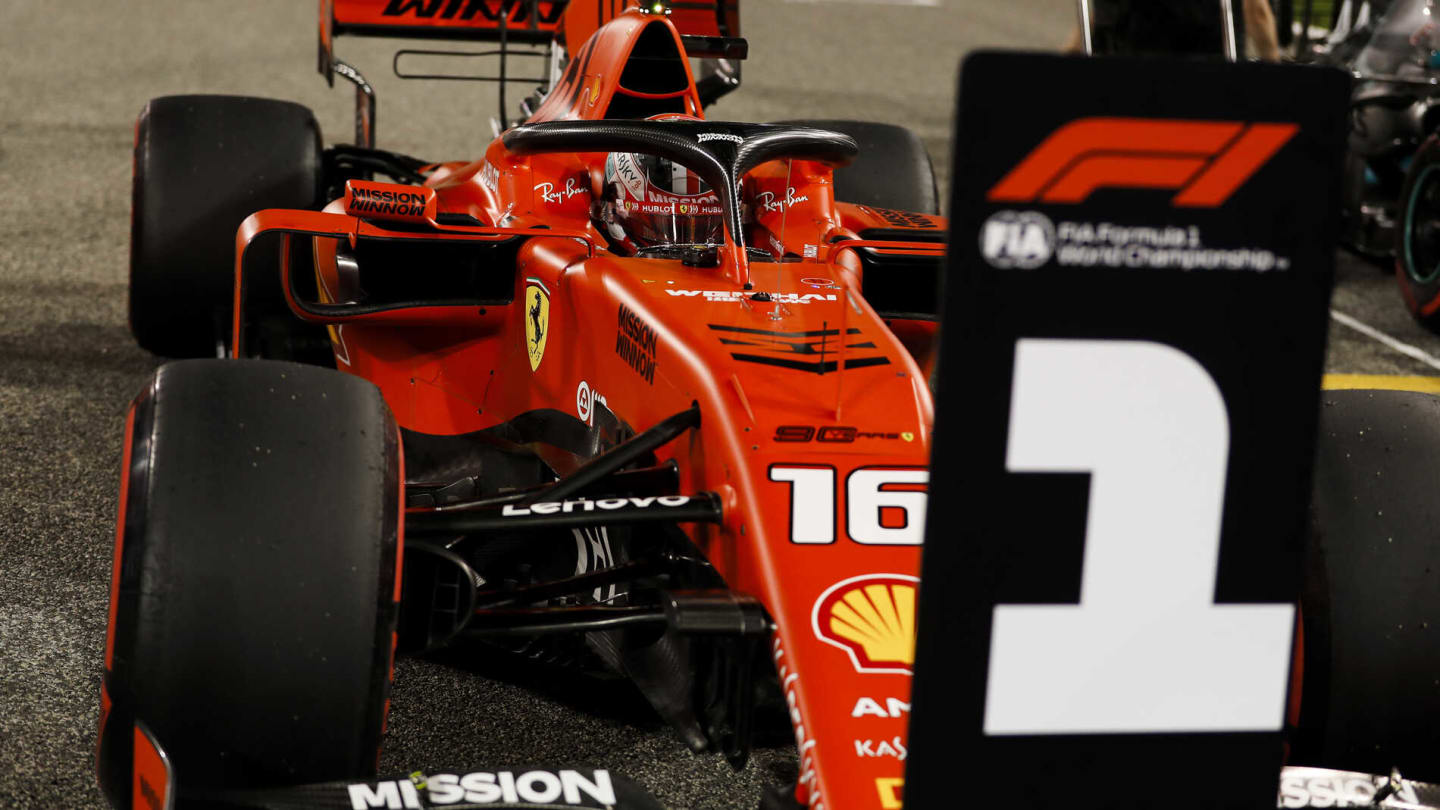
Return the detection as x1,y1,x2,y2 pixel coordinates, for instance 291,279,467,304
983,339,1295,735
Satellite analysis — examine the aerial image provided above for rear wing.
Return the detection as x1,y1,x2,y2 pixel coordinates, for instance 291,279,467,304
317,0,744,147
319,0,741,70
322,0,565,54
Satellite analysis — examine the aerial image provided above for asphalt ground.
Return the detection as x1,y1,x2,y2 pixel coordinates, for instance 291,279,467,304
3,1,1439,808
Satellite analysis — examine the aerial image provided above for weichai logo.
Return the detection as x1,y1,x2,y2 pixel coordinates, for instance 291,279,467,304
987,117,1298,207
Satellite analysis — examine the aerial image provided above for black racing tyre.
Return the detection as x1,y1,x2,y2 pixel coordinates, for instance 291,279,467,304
1296,389,1440,779
98,360,401,802
774,119,939,214
1395,135,1440,332
131,96,322,357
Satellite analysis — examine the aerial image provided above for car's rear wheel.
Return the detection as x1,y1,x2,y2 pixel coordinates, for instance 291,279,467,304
1395,135,1440,332
130,95,323,357
774,119,939,215
98,359,402,801
1297,389,1440,779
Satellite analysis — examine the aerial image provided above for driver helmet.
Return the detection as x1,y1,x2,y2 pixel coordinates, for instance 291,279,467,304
595,114,725,254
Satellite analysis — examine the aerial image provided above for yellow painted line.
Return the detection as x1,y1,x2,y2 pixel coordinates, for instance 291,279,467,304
1322,374,1440,394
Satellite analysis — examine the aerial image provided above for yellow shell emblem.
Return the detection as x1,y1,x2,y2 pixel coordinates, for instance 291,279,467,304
524,281,549,372
812,574,918,674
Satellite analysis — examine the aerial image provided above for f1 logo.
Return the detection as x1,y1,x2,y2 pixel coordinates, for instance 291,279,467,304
987,117,1297,207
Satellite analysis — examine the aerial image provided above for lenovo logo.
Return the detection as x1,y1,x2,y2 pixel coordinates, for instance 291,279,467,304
987,117,1297,207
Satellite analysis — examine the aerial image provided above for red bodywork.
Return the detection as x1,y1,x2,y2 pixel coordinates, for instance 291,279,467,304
239,8,946,809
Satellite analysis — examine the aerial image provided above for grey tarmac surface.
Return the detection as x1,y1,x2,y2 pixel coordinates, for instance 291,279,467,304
1,1,1437,808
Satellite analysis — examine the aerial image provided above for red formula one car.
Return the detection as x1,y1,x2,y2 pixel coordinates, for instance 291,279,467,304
101,2,946,808
99,3,1440,809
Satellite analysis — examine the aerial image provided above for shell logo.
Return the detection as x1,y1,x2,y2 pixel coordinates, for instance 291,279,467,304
811,574,919,674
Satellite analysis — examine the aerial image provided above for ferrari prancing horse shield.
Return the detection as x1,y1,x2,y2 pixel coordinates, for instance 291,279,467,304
525,279,549,371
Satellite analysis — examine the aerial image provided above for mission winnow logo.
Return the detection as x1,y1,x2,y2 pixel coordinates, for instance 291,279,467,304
350,187,428,217
348,769,615,808
616,303,658,385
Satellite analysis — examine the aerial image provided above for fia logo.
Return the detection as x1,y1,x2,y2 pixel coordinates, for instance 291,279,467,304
979,210,1054,269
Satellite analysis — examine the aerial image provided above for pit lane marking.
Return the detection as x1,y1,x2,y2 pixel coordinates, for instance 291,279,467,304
1329,309,1440,373
1322,373,1440,393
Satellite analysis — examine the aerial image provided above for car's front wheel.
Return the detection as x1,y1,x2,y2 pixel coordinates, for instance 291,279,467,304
1297,388,1440,779
98,359,403,800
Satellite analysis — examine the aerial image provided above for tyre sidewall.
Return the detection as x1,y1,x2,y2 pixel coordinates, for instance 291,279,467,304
1395,135,1440,324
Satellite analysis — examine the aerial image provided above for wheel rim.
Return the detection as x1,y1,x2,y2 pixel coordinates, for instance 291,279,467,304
1403,163,1440,285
